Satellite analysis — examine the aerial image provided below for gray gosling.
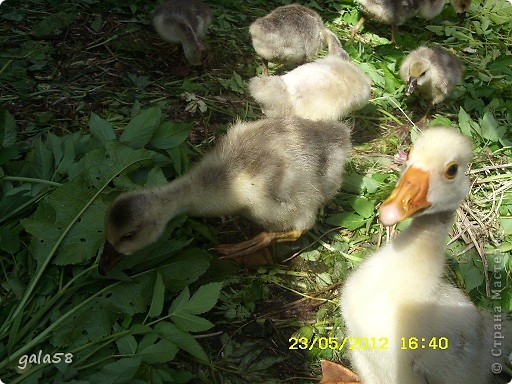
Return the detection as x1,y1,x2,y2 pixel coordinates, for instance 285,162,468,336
353,0,472,42
400,46,462,121
152,0,212,66
250,4,330,75
99,117,351,275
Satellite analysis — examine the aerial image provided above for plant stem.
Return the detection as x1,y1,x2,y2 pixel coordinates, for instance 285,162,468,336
0,176,62,187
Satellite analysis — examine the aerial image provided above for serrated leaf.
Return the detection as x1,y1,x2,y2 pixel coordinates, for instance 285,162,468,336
362,176,380,194
168,282,222,320
185,282,223,315
347,197,374,218
48,133,63,167
137,339,178,364
171,312,215,332
158,249,211,291
27,139,53,181
0,109,17,147
22,176,107,266
249,355,286,371
83,140,157,189
479,111,500,142
120,107,162,149
341,172,364,194
32,10,79,37
116,335,138,355
149,122,192,149
168,286,190,314
458,261,484,292
155,322,208,362
0,226,20,254
89,112,116,143
326,212,366,230
148,271,165,318
89,357,141,384
458,107,473,137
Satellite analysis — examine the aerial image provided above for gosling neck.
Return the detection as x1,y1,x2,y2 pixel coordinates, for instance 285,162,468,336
149,176,195,227
389,211,455,287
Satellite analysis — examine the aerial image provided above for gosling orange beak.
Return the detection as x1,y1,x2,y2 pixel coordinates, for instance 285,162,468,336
379,166,432,226
98,241,125,276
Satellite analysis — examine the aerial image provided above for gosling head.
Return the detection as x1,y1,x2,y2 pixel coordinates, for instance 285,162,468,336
405,59,431,96
99,191,168,275
450,0,471,22
379,127,472,226
183,42,208,66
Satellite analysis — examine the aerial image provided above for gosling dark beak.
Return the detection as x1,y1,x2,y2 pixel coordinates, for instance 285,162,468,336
98,241,125,276
405,77,418,96
458,11,466,23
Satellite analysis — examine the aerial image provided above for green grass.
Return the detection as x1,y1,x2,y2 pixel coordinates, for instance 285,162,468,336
0,0,511,383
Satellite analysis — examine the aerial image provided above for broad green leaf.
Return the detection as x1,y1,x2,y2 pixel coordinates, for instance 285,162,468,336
131,324,153,334
326,212,366,230
500,217,512,235
171,312,215,332
458,260,484,292
148,271,165,318
458,107,473,138
341,172,364,194
89,112,116,143
120,107,162,149
26,139,53,181
116,335,138,355
32,10,79,37
0,109,16,147
149,122,193,150
347,197,374,218
137,339,178,364
155,322,208,362
362,176,380,194
22,176,108,266
185,282,223,315
479,111,500,142
83,140,158,189
50,307,118,348
0,226,20,254
159,249,211,291
89,357,141,384
138,333,159,352
48,133,63,167
168,287,190,316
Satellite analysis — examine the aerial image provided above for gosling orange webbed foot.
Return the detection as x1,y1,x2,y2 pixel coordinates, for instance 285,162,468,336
215,229,303,258
320,360,361,384
351,16,366,38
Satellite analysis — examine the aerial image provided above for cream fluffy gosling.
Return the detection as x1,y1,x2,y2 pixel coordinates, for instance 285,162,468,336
340,127,511,384
152,0,212,66
99,117,351,275
249,32,371,121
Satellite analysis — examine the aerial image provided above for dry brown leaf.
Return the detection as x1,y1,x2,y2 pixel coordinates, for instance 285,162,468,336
319,360,361,384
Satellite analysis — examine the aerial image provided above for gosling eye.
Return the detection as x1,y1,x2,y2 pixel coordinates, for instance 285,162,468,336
121,232,136,241
444,162,459,179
